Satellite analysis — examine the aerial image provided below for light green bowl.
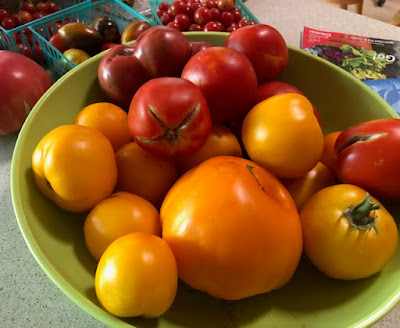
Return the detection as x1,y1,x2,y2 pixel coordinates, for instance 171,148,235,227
11,32,400,328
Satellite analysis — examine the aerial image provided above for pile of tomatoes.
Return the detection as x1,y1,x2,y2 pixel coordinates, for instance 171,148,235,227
0,1,60,30
155,0,257,32
32,24,400,319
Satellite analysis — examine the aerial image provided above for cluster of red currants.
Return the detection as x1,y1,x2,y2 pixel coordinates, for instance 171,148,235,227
156,0,257,32
0,1,60,30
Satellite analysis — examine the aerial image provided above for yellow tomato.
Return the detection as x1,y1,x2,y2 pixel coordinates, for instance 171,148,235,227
95,232,178,318
73,102,132,152
241,93,324,179
115,141,177,208
84,192,161,261
32,124,117,212
300,184,398,280
283,162,336,211
175,123,242,175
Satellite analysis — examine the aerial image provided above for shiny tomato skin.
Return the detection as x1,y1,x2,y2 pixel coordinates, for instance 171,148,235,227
242,93,324,179
98,44,151,109
128,77,212,157
181,46,258,123
32,124,118,212
95,232,178,318
300,184,398,280
0,50,52,136
84,192,161,261
335,118,400,201
133,26,191,78
49,33,69,53
224,24,288,82
161,156,303,300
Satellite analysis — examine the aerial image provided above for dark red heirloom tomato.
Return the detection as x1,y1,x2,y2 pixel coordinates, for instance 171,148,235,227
335,118,400,201
133,26,191,78
98,44,151,109
128,77,212,157
181,46,258,123
224,24,288,83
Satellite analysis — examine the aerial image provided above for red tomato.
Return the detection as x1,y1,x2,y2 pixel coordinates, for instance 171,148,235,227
45,1,60,13
224,24,288,82
335,118,400,201
133,26,191,78
0,51,52,136
128,77,212,157
181,46,258,123
49,33,69,53
17,10,33,25
0,9,10,21
255,81,304,103
21,2,36,14
98,44,151,109
1,17,16,29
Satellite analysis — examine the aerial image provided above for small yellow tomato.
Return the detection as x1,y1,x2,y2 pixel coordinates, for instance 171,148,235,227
32,124,117,212
300,184,398,280
283,162,336,211
175,123,242,175
95,232,178,318
84,192,161,261
73,102,132,152
242,93,324,179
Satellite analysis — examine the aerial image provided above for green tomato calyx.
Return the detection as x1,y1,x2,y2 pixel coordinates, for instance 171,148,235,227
343,193,379,234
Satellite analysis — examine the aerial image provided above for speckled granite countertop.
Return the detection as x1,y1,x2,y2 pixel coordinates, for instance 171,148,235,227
1,0,400,327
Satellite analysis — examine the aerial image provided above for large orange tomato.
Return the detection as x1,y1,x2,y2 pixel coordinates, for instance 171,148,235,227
95,232,178,318
161,156,303,300
32,124,118,212
241,93,324,179
300,184,398,280
84,191,161,261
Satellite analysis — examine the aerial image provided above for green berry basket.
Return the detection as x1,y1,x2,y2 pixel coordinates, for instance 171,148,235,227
0,0,89,64
28,0,156,80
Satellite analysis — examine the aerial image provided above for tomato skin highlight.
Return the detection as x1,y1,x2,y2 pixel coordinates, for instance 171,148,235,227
335,118,400,201
300,184,398,280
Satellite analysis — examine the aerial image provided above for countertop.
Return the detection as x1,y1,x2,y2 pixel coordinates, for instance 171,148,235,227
1,0,400,327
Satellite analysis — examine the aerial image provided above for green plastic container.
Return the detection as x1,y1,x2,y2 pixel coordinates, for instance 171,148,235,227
11,32,400,328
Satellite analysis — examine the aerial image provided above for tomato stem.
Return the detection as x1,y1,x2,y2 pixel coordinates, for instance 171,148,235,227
343,193,379,234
